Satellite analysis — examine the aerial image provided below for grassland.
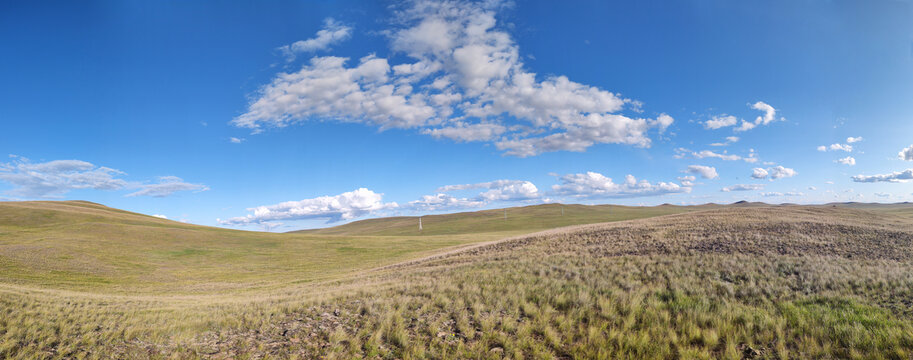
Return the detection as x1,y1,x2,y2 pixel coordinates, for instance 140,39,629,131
4,201,672,294
296,203,695,236
2,201,913,358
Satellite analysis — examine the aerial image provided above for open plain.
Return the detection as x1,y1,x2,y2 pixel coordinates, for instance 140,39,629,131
2,201,913,359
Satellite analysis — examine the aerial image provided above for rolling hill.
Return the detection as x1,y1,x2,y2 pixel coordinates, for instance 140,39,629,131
0,200,694,293
293,202,699,236
3,201,913,358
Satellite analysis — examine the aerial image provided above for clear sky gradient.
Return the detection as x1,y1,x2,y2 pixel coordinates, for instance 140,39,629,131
2,0,912,230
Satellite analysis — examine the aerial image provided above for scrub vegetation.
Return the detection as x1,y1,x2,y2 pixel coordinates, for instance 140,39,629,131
2,201,913,359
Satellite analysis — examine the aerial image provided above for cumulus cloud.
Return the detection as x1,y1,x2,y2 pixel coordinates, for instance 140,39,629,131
229,137,245,144
125,176,209,198
438,179,540,201
234,0,671,157
846,136,863,144
751,166,797,180
836,156,856,166
852,169,913,183
675,148,758,163
552,171,690,198
423,122,506,142
721,184,765,192
703,115,738,130
710,136,739,147
219,188,396,225
761,191,804,197
685,165,718,179
818,143,853,152
0,157,128,198
899,145,913,161
0,156,207,199
407,193,485,212
277,18,352,60
734,101,780,132
677,175,696,187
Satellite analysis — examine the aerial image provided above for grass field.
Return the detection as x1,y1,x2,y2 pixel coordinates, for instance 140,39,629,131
2,201,913,358
0,201,690,294
295,203,696,236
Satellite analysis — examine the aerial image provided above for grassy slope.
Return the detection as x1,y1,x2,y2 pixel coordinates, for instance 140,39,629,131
0,201,689,294
826,202,913,220
166,206,913,359
295,203,695,236
4,202,913,358
0,201,499,293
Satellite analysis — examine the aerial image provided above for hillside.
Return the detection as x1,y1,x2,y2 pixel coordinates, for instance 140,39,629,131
294,203,699,236
4,202,913,358
161,206,913,359
0,201,517,293
0,201,693,293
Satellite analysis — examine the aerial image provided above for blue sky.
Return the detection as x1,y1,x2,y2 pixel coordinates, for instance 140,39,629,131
2,0,912,230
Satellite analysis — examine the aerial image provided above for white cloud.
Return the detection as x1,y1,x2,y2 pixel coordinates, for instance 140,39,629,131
277,18,352,60
151,214,168,219
651,114,675,134
751,166,797,180
229,137,245,144
710,136,740,146
852,169,913,183
899,145,913,161
675,148,758,163
235,0,671,157
831,143,853,152
677,175,696,187
874,192,890,198
761,191,804,197
808,186,817,191
438,179,540,201
423,122,506,142
703,115,738,130
407,193,485,212
685,165,718,179
552,171,690,198
846,136,863,143
818,143,853,152
0,157,128,198
836,156,856,166
0,156,206,199
233,55,436,130
734,101,780,132
721,184,765,192
219,188,396,225
407,179,541,212
125,176,210,198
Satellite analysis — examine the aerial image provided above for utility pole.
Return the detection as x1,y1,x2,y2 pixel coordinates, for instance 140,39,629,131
418,217,422,231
